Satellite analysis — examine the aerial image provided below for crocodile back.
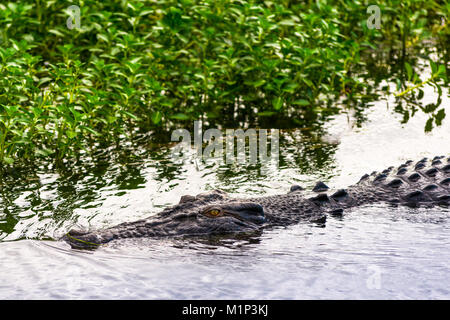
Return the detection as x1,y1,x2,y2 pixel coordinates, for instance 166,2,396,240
346,156,450,208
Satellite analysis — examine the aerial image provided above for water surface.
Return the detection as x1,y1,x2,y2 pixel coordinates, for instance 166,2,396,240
0,71,449,299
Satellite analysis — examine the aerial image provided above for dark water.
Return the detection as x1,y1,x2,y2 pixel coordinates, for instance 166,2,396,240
1,58,450,299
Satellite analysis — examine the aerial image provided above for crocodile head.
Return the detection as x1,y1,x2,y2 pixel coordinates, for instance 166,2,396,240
64,190,266,249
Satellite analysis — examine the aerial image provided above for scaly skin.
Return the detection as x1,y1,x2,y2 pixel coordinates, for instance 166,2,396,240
64,156,450,249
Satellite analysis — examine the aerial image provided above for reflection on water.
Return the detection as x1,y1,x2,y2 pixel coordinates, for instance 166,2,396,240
0,54,449,298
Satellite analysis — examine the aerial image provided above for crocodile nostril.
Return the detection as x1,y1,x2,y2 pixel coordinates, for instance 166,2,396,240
221,202,266,224
234,203,264,215
179,195,196,203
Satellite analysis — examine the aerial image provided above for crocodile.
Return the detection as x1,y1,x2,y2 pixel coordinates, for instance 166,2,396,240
64,156,450,249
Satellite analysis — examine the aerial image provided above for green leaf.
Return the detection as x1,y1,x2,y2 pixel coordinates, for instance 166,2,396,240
170,113,190,120
97,34,109,42
429,60,437,74
257,111,277,116
122,110,139,121
302,78,314,88
272,97,283,110
435,109,445,126
67,130,77,139
404,62,412,81
245,79,266,87
3,157,14,165
425,118,433,132
279,20,296,26
424,103,438,113
48,29,65,37
417,89,424,100
292,99,310,106
151,111,162,124
38,77,52,86
80,125,100,136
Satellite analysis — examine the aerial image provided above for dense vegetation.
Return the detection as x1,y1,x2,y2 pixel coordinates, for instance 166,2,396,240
0,0,448,165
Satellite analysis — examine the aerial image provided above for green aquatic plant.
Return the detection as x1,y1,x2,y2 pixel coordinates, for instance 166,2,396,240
0,0,448,165
394,59,447,132
396,61,446,98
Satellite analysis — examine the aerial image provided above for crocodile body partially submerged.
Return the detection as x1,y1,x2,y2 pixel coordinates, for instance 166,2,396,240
64,156,450,249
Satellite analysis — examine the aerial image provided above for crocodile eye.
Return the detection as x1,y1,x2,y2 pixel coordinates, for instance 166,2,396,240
209,209,220,216
204,208,222,217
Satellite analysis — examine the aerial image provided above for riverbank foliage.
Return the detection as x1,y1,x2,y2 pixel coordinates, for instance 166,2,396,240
0,0,448,165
